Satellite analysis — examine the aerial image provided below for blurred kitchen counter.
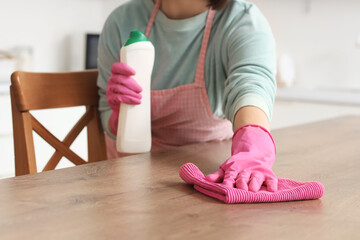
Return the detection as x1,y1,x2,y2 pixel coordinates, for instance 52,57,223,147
272,100,360,129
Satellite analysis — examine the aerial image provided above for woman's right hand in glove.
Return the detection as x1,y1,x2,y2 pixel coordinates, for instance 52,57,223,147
107,62,142,134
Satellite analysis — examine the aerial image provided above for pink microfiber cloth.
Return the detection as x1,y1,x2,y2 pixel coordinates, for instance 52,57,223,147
179,163,325,204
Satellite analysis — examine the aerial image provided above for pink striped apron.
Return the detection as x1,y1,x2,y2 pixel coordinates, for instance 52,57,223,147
106,0,233,158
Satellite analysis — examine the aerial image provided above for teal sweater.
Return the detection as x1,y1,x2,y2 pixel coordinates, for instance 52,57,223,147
97,0,277,139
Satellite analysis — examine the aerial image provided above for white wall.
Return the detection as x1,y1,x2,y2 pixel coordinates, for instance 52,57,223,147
0,0,105,72
253,0,360,90
2,0,359,90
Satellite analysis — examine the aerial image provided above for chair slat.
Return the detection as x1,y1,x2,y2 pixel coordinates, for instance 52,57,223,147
43,108,93,171
87,106,107,162
31,114,87,166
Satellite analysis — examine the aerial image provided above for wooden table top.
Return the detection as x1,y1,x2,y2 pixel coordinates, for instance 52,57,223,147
1,116,359,240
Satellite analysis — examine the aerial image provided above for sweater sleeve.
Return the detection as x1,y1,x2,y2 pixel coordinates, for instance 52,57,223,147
222,4,277,125
97,13,123,140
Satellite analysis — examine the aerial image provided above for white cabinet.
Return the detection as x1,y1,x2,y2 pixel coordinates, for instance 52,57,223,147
0,136,14,178
0,92,12,136
0,90,14,178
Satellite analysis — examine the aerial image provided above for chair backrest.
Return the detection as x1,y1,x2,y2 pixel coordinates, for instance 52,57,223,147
10,70,107,176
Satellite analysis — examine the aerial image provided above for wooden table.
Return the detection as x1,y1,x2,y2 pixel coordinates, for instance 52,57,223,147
1,116,359,239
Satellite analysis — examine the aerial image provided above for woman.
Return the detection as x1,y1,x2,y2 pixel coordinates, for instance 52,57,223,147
97,0,278,192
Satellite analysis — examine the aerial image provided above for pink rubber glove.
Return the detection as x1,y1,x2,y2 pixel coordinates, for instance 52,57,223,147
206,124,278,192
107,61,142,134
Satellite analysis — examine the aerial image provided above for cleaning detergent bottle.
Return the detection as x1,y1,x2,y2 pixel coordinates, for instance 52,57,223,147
116,30,155,153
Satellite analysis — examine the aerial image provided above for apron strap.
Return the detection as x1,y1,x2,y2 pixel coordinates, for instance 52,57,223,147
194,9,215,85
145,0,161,38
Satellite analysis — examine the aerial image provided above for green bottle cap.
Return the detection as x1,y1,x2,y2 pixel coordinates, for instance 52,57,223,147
124,30,149,46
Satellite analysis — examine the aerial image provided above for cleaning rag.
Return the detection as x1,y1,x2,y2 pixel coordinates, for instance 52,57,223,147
179,163,325,204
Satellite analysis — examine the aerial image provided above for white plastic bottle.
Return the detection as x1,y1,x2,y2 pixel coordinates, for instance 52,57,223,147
116,30,155,153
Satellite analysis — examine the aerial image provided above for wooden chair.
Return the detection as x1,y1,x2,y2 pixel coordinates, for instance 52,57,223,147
10,70,107,176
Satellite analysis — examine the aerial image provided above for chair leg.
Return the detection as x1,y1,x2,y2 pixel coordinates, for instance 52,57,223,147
87,106,107,162
10,87,37,176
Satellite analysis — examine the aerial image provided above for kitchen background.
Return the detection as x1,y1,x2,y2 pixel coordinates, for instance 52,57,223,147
0,0,359,178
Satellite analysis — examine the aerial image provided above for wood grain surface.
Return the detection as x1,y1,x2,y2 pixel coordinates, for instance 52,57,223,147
1,116,359,240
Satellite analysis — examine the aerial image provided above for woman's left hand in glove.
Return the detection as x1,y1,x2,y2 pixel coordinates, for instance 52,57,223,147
205,124,278,192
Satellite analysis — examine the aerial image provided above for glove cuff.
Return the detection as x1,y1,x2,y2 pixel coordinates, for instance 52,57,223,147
109,111,119,135
232,124,276,155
